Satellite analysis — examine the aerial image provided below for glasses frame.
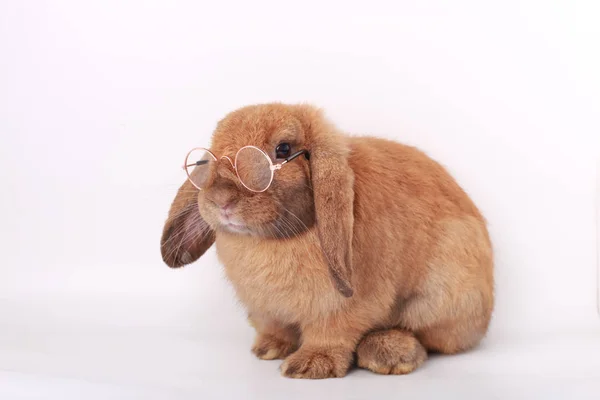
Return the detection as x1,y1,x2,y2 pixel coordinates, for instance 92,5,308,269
183,145,310,193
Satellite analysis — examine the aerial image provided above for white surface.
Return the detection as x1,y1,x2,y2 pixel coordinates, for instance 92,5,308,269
1,295,599,400
1,0,600,398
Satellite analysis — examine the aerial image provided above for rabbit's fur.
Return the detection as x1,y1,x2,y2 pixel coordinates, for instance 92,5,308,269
161,103,494,378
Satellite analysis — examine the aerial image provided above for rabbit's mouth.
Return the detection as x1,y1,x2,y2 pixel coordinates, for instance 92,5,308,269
222,221,249,234
218,214,250,234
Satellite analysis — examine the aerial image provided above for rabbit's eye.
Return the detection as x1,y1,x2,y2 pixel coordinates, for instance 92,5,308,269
275,143,291,159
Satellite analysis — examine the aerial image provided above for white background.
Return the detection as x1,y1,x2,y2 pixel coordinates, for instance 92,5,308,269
1,0,599,398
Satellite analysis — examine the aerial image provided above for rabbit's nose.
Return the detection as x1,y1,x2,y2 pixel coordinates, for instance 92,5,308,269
220,202,234,217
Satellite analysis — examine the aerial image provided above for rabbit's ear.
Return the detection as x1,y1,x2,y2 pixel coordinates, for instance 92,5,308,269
160,180,215,268
309,130,355,298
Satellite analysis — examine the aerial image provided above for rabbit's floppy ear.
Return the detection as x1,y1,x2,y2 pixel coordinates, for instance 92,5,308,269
160,179,215,268
307,117,355,297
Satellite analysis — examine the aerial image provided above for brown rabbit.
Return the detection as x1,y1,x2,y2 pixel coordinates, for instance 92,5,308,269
160,103,494,379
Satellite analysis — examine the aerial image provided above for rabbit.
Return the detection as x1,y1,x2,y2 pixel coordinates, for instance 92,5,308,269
160,103,494,379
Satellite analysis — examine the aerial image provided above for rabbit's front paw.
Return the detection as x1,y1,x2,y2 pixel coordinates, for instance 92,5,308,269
252,333,297,360
280,346,352,379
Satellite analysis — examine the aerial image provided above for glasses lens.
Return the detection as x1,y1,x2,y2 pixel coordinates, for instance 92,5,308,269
236,147,273,191
185,149,216,189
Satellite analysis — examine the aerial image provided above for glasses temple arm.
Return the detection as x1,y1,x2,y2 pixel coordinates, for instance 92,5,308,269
284,150,311,164
184,160,211,168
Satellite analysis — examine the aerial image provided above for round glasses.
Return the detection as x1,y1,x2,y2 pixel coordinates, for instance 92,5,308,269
183,145,310,193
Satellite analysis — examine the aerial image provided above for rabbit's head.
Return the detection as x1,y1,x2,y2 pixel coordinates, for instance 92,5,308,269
161,103,355,296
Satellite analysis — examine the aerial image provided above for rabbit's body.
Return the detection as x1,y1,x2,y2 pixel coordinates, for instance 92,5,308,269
217,230,341,323
161,104,493,378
